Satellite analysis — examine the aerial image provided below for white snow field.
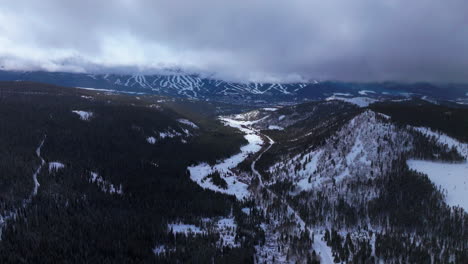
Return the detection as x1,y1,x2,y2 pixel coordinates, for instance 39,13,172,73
408,126,468,211
407,160,468,210
187,117,264,200
72,110,93,121
326,96,378,107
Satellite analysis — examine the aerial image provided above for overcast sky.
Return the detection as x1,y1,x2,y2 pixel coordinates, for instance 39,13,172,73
0,0,467,82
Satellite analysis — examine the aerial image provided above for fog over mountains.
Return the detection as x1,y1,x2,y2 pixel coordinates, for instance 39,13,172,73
1,0,468,82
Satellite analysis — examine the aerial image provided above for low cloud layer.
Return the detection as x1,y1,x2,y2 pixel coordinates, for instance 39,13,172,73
0,0,467,82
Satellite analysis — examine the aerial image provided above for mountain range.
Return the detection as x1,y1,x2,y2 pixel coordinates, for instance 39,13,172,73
1,70,467,105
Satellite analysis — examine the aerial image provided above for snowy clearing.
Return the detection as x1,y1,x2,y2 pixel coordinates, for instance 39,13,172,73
326,96,377,107
215,217,239,248
72,110,93,121
166,217,239,248
48,162,65,172
168,223,205,235
407,160,468,211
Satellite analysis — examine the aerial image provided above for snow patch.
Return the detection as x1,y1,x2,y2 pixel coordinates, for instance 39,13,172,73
48,162,64,172
333,92,352,96
168,223,205,235
241,208,251,215
177,119,199,129
268,125,284,130
89,172,123,195
146,136,156,144
313,232,335,264
326,96,378,107
215,217,239,248
72,110,93,121
159,129,182,139
358,90,376,96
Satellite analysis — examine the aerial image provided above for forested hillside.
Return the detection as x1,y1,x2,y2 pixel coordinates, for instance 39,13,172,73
0,82,466,263
0,82,259,263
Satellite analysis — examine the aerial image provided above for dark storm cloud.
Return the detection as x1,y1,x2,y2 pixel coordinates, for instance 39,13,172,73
0,0,467,82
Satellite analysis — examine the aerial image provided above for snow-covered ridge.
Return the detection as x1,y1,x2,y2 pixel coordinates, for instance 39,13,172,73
85,73,316,98
411,126,468,158
269,110,413,193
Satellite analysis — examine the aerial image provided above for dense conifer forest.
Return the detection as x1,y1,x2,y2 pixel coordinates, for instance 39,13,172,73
0,81,466,263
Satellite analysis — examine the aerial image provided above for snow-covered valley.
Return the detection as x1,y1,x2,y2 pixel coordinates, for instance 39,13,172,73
187,117,264,200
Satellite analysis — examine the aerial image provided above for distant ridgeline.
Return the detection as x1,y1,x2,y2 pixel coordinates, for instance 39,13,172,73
1,70,467,104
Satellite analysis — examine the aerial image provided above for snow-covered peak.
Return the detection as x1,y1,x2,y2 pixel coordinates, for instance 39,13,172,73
269,110,413,192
